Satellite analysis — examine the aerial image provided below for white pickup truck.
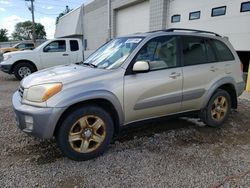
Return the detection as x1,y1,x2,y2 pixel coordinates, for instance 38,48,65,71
0,38,83,80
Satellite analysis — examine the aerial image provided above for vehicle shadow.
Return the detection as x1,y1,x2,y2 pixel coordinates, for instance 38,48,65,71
116,117,200,142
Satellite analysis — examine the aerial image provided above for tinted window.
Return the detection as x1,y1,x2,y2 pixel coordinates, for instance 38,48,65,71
16,44,25,49
241,2,250,12
25,43,34,48
189,11,201,20
212,6,226,17
206,40,217,62
171,15,181,23
44,40,66,52
211,39,234,61
182,37,207,66
70,40,79,51
135,36,178,70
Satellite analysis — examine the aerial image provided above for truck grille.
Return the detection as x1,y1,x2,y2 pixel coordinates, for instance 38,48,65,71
18,86,24,98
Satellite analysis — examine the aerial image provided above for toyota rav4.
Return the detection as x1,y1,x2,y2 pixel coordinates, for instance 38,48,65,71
12,29,245,161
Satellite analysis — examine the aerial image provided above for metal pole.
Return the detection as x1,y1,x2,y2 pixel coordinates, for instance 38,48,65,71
107,0,111,40
246,61,250,92
31,0,36,45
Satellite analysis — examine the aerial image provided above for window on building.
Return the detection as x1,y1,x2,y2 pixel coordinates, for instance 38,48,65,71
211,6,226,17
135,36,178,71
241,1,250,12
189,11,201,20
210,39,235,62
171,15,181,23
70,40,79,51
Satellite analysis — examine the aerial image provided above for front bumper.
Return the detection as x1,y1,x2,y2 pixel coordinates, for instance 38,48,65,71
0,62,12,74
12,91,66,139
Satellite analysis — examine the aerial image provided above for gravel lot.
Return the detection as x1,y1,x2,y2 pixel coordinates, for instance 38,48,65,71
0,71,250,188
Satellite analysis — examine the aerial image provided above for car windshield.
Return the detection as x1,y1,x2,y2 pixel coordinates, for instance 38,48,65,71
84,37,144,69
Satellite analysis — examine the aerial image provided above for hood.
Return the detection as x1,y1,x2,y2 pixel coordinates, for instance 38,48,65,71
4,50,33,56
0,47,15,51
21,64,110,88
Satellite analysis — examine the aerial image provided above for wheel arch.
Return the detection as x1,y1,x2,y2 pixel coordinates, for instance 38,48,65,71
202,77,238,109
10,60,38,73
54,98,123,138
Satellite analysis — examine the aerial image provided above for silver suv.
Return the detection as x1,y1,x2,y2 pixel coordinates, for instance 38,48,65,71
12,29,245,161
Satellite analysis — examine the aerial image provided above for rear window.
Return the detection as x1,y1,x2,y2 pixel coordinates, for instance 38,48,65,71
70,40,79,51
210,39,235,62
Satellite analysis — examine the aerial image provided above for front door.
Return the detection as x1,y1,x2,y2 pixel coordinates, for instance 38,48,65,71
40,40,70,68
124,36,183,124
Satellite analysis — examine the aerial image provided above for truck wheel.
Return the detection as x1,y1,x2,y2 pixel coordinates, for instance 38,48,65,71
13,62,35,80
56,106,114,161
201,89,231,127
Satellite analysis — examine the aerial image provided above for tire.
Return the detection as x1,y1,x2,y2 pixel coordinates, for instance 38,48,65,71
13,62,36,80
55,106,114,161
201,89,231,127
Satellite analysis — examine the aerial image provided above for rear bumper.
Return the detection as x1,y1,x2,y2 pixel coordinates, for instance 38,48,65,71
236,81,246,97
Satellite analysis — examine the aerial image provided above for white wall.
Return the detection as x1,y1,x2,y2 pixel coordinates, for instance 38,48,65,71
167,0,250,51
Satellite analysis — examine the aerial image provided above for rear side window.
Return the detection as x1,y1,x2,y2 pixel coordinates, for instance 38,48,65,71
210,40,235,61
25,43,34,48
70,40,79,51
182,37,207,66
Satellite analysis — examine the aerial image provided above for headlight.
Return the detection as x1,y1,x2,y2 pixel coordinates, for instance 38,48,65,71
3,54,11,61
25,83,62,103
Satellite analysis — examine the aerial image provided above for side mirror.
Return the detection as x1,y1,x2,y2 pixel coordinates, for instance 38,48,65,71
43,46,50,52
132,61,150,73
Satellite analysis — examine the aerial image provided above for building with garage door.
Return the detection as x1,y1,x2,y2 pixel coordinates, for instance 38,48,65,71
55,0,250,72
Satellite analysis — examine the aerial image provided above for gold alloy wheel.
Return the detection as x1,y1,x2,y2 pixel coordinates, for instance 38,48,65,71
68,115,106,153
211,96,228,121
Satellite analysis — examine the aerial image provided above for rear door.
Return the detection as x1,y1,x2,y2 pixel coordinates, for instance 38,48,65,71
124,36,183,124
181,36,221,111
40,39,70,68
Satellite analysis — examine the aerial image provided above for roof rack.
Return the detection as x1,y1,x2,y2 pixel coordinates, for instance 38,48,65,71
164,28,221,37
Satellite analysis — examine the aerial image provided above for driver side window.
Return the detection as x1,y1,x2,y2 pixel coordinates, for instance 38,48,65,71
135,36,178,71
43,40,66,52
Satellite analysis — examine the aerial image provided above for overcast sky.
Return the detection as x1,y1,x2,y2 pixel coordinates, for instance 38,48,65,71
0,0,87,39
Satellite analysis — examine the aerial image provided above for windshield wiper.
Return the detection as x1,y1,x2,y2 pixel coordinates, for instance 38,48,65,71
76,61,97,68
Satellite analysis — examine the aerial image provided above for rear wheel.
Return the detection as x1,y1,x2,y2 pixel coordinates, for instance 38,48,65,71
56,106,114,161
201,89,231,127
13,62,35,80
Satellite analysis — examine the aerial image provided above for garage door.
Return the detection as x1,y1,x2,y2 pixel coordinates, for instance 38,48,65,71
116,1,150,37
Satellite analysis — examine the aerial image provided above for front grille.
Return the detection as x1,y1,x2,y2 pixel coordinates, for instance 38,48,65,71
18,86,24,98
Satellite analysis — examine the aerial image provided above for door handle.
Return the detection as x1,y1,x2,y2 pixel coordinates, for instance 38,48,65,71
169,72,181,79
63,53,69,56
210,66,218,72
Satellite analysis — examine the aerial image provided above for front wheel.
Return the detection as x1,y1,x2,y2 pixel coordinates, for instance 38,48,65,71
201,89,231,127
56,106,114,161
13,62,35,80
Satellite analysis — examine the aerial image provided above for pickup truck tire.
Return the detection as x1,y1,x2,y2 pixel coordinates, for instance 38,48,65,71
13,62,35,80
56,105,114,161
201,89,231,127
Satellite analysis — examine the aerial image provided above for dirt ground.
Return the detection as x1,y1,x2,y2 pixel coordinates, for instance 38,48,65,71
0,71,250,188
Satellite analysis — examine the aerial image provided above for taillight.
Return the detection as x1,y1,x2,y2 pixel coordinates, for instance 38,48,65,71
240,63,243,72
